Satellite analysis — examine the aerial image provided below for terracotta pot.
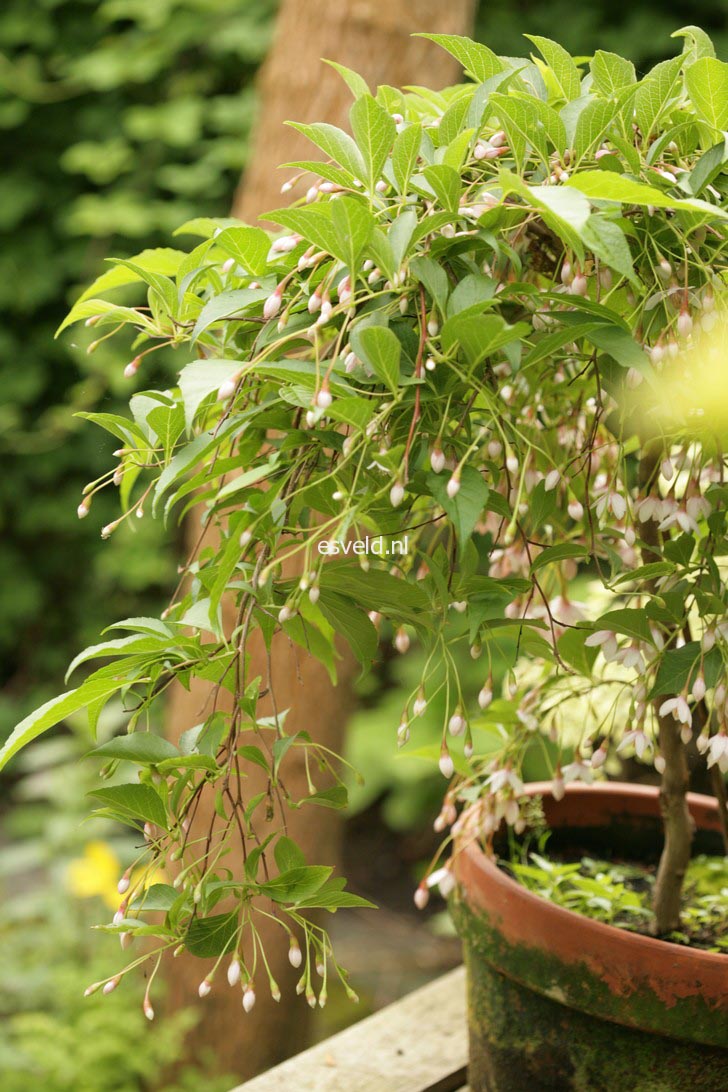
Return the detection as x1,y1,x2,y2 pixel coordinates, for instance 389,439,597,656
451,781,728,1091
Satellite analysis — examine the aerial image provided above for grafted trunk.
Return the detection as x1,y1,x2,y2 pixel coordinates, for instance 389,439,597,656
163,0,477,1082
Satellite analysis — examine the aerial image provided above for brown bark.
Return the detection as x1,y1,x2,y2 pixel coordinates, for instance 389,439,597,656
638,447,693,935
233,0,479,222
163,0,477,1082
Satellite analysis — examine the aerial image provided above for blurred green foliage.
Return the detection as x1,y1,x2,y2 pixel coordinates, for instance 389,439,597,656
475,0,728,66
0,719,235,1091
0,0,275,735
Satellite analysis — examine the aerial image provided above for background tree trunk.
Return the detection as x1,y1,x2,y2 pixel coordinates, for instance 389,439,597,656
163,0,477,1082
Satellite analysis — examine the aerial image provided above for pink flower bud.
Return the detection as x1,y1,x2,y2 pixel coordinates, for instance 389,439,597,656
77,498,91,520
430,447,446,474
677,308,693,338
263,287,283,320
221,257,235,274
199,978,212,998
390,480,405,508
242,986,256,1013
218,376,238,401
544,469,560,492
394,627,410,654
446,474,461,499
288,942,303,969
103,976,120,996
439,747,454,779
124,357,141,379
448,710,465,736
568,499,584,520
414,884,429,910
478,685,493,710
315,384,332,410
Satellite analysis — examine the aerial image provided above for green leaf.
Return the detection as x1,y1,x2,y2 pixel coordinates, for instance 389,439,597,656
409,255,450,316
590,51,636,96
573,97,623,161
285,121,365,180
186,911,239,957
88,734,180,765
269,202,373,268
672,26,716,64
329,196,375,275
191,287,268,343
685,57,728,132
580,216,638,285
350,325,401,392
131,883,180,913
564,171,728,219
0,679,122,772
422,164,461,213
274,836,307,874
301,786,349,809
430,464,488,544
489,93,566,169
525,35,581,101
651,642,720,697
557,628,599,676
317,592,379,665
391,123,422,195
318,565,428,621
416,34,504,83
88,783,167,829
441,312,529,368
634,55,683,140
349,93,396,191
178,359,240,431
595,608,654,643
258,865,333,903
530,543,588,574
213,226,270,276
323,59,370,99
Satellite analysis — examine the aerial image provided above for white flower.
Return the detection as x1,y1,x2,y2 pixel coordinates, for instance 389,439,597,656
242,987,256,1013
227,959,241,987
198,978,212,998
561,758,593,784
446,475,461,498
613,644,645,672
658,695,692,727
706,732,728,773
489,766,524,795
394,628,410,654
585,629,619,661
426,867,455,898
414,884,429,910
551,773,565,801
617,729,652,760
390,481,405,507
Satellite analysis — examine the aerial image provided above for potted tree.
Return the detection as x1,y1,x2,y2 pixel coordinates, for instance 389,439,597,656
2,25,726,1088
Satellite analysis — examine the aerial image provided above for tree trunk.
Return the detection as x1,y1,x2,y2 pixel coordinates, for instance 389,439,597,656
163,0,477,1082
233,0,478,221
638,447,693,935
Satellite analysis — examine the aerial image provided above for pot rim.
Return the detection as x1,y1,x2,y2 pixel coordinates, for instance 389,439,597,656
456,777,728,1022
456,780,727,971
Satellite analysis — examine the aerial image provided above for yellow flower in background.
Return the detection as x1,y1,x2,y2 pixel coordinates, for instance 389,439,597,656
66,840,121,910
